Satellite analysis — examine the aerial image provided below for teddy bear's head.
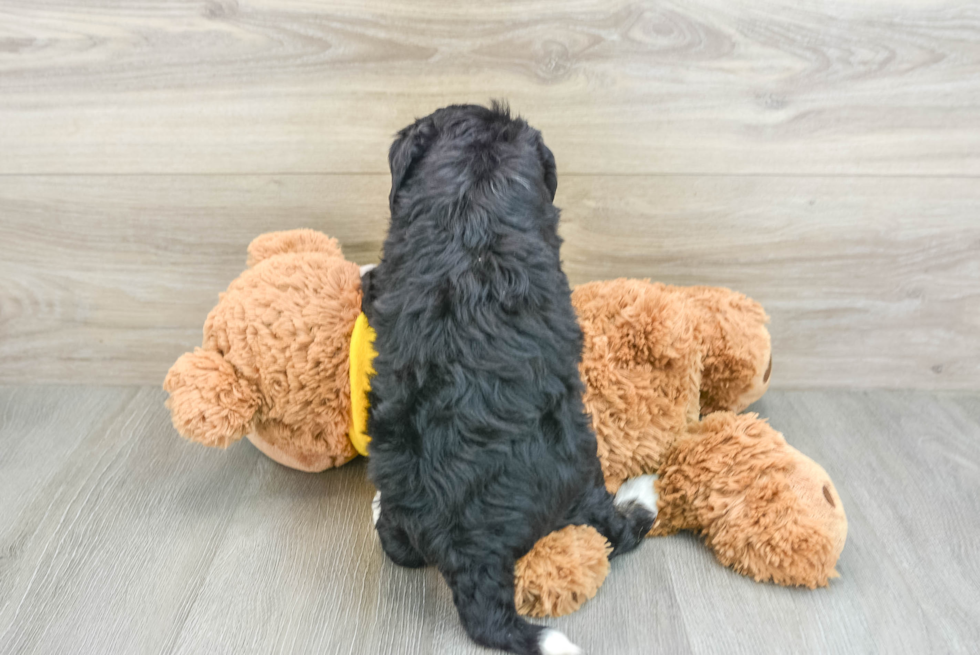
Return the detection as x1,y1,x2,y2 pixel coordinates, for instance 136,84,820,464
164,230,364,472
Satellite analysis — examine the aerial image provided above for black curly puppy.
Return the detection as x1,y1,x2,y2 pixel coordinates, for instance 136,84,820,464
364,103,655,655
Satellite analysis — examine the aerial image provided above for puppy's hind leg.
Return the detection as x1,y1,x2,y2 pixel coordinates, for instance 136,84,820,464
614,474,659,518
374,494,426,568
569,480,656,560
442,555,581,655
608,475,659,558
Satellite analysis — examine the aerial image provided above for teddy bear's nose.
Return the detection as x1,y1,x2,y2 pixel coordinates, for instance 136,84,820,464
763,356,772,384
823,484,835,508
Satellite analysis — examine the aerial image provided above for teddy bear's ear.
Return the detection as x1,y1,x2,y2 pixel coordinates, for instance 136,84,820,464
246,229,344,268
163,349,259,448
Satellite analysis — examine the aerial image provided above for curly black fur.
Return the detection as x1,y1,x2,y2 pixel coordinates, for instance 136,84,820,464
364,103,653,655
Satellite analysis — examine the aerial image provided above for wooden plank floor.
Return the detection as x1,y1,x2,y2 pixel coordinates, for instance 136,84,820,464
1,385,978,654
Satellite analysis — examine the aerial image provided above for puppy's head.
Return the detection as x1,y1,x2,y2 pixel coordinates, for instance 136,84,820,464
387,102,558,220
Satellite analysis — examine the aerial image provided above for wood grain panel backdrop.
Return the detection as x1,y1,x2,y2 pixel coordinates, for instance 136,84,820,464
1,0,978,388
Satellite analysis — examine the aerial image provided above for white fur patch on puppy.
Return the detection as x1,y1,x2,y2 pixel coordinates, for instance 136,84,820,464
539,629,582,655
614,474,659,518
359,263,377,276
372,490,381,526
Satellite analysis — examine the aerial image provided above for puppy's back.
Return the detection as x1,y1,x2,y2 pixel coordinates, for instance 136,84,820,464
367,104,592,655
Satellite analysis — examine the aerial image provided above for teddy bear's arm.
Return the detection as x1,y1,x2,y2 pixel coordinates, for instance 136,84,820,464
163,348,259,448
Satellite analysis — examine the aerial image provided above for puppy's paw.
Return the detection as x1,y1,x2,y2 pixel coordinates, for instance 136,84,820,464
539,629,582,655
614,474,658,518
372,490,381,526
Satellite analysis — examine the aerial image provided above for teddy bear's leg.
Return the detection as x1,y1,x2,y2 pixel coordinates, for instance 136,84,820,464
653,412,847,588
673,286,772,413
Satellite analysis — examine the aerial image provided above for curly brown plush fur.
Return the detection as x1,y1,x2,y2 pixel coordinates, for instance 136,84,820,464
684,286,772,414
573,280,772,491
653,412,845,588
567,278,845,590
514,525,612,618
164,229,362,471
575,279,705,493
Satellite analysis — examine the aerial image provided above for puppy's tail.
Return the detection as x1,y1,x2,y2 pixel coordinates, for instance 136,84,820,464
443,559,582,655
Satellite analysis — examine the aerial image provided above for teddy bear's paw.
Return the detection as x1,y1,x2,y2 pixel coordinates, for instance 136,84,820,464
539,629,582,655
614,474,659,518
515,525,611,619
372,490,382,526
163,349,259,448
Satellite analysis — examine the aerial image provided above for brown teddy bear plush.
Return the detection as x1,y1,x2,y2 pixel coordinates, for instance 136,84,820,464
164,229,363,472
574,280,846,593
164,229,847,619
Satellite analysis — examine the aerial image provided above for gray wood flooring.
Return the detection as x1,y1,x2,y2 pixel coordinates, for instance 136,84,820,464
1,386,978,654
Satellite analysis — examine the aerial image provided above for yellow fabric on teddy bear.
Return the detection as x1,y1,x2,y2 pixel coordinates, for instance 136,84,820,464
348,312,378,457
